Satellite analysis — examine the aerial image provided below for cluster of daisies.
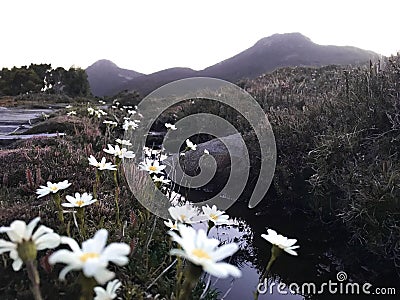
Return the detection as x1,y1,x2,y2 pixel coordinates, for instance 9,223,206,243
88,139,136,172
135,130,244,279
65,101,108,119
2,136,137,298
0,107,300,299
66,100,142,132
167,202,242,278
0,217,126,299
109,101,142,131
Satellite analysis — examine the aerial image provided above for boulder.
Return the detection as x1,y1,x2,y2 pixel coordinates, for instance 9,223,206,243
164,133,249,191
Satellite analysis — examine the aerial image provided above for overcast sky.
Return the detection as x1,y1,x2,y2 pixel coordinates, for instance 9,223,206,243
1,0,399,74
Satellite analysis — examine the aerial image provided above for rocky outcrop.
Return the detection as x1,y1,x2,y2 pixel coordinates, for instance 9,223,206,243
164,134,248,190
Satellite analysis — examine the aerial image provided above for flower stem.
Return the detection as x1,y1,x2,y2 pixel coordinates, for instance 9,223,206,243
175,254,183,298
78,273,97,300
113,168,120,226
53,193,64,224
77,207,86,238
254,245,281,300
105,126,110,146
179,262,203,300
93,169,100,200
26,260,43,300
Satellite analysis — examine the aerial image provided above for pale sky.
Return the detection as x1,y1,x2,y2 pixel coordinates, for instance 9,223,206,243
1,0,399,74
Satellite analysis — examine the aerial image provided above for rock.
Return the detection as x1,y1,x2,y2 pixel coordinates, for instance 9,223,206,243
22,115,84,135
0,133,66,147
0,107,52,135
164,133,249,191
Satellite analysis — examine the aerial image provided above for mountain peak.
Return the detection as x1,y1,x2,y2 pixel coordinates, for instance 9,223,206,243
86,60,144,96
87,59,118,70
255,32,312,47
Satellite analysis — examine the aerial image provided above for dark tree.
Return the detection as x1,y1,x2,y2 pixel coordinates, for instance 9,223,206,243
10,67,42,95
63,67,91,97
0,64,91,97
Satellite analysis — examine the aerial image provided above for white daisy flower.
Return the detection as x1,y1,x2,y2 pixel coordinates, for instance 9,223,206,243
49,229,130,284
87,107,95,115
94,279,121,300
103,144,135,159
186,139,197,151
204,149,210,155
88,156,117,171
152,175,171,185
143,147,161,157
0,217,61,271
261,229,299,256
169,224,241,278
115,139,132,146
67,111,77,116
36,180,71,198
139,159,166,174
165,123,177,130
95,110,107,118
122,120,138,131
162,189,185,206
201,205,231,225
62,192,97,208
168,202,200,224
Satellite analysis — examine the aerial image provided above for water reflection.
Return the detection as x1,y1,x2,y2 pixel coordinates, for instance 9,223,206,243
208,223,304,300
203,199,400,299
148,140,399,299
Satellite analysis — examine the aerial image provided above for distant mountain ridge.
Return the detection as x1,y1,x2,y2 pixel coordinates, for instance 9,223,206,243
86,33,380,97
86,59,144,97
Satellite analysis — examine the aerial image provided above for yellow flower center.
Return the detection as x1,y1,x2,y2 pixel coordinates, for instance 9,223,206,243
149,166,157,172
192,248,211,260
80,252,100,262
210,214,218,221
75,200,85,207
180,214,186,221
50,186,59,192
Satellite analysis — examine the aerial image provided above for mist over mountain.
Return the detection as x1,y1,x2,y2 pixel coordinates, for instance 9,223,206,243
86,33,380,97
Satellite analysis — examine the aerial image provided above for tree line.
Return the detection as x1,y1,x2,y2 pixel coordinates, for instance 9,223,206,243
0,64,91,97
